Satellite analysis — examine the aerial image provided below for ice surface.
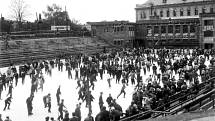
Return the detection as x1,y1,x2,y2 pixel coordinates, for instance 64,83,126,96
0,56,210,121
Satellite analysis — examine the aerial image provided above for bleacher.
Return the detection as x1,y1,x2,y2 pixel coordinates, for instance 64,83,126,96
120,76,215,121
0,36,113,68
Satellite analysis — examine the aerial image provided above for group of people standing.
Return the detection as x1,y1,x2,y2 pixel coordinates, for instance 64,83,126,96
0,48,215,121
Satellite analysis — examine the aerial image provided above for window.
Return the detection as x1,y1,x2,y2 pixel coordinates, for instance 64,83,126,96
163,0,167,3
204,31,213,37
175,25,181,33
154,26,159,34
140,12,146,19
180,9,184,16
202,7,206,14
190,25,195,33
161,26,167,33
187,8,191,16
154,11,157,16
167,9,170,17
117,27,120,32
160,10,163,17
210,7,214,13
147,26,152,35
121,26,124,31
195,8,198,15
118,41,121,45
204,20,213,26
173,9,177,17
183,25,188,33
168,25,173,33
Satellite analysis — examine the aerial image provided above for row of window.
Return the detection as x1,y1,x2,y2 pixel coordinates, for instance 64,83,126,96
147,25,196,34
204,20,214,26
204,30,214,37
141,7,214,19
113,40,133,45
104,26,135,32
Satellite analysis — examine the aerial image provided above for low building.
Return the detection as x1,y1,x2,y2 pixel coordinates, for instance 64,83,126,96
87,21,135,48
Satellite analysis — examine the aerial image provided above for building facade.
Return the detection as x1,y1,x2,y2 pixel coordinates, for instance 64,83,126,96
135,0,215,48
87,21,135,48
200,13,215,49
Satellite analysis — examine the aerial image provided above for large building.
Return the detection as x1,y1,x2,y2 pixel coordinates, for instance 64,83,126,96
135,0,215,48
87,21,135,48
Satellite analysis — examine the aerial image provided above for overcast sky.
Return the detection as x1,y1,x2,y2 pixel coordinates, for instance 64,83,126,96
0,0,147,24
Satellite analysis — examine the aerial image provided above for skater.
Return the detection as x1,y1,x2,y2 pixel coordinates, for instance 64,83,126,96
75,67,79,80
67,65,72,79
0,114,3,121
75,103,81,121
99,92,104,111
21,70,26,85
107,77,112,88
38,75,45,91
117,83,126,99
56,86,61,105
3,96,12,111
47,95,51,113
43,93,51,112
106,94,113,107
14,72,18,86
7,83,13,97
129,70,136,85
58,99,66,121
152,64,157,75
76,78,82,89
26,94,34,115
0,79,2,100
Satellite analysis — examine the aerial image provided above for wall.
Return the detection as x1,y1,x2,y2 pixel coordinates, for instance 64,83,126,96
91,23,135,47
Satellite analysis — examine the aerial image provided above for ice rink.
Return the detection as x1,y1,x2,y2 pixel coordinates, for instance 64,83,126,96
0,63,150,121
0,55,209,121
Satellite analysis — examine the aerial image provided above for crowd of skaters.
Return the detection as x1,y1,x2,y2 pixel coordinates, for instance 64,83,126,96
0,48,215,121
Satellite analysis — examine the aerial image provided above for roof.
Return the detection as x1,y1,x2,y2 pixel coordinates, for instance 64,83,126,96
87,21,135,26
136,0,212,8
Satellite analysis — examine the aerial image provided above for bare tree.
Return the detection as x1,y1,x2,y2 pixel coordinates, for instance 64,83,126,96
9,0,29,22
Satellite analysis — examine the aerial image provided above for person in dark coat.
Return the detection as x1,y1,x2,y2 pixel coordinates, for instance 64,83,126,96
74,104,81,121
58,99,66,121
63,112,70,121
3,96,12,111
95,106,110,121
99,92,104,111
56,86,61,105
106,94,113,107
70,112,79,121
26,94,34,115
